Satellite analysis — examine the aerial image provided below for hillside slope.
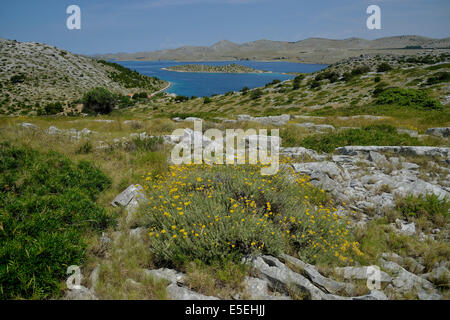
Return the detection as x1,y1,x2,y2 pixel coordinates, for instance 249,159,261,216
0,39,168,116
95,36,450,64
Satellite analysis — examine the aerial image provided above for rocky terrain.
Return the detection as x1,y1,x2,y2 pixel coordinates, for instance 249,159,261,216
1,40,449,301
0,39,167,116
95,36,450,64
12,118,449,300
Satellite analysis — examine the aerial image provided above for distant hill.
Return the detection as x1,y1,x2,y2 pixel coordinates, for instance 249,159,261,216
95,35,450,64
0,39,167,115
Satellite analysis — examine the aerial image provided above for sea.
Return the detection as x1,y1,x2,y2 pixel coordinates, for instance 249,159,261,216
115,60,328,97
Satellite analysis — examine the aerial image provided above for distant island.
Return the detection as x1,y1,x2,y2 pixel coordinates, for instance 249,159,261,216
162,63,271,74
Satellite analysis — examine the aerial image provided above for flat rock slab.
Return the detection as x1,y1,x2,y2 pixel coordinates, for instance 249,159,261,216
336,146,450,158
166,283,220,300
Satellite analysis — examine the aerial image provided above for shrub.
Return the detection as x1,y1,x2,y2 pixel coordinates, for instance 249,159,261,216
137,163,360,268
82,87,116,114
292,74,305,90
377,63,393,73
342,72,353,82
203,97,212,104
132,92,148,100
240,86,250,94
374,76,381,83
117,94,135,109
374,87,443,110
426,72,450,85
315,71,339,83
44,102,64,115
301,124,423,153
0,143,113,299
351,65,371,76
268,79,281,86
10,74,26,84
174,95,189,103
250,89,263,100
396,194,449,228
309,80,321,89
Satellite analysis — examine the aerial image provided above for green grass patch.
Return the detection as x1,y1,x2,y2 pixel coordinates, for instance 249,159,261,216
396,194,449,229
301,124,423,153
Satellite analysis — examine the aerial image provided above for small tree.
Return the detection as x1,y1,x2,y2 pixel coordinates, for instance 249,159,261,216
241,86,250,94
82,87,116,114
174,95,189,103
44,102,64,115
250,89,263,100
203,96,212,104
377,63,393,73
10,74,26,84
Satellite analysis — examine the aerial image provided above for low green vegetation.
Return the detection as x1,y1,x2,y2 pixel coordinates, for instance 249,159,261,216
0,142,114,299
301,124,424,153
426,72,450,85
98,60,164,90
353,219,450,272
374,87,443,110
396,194,449,229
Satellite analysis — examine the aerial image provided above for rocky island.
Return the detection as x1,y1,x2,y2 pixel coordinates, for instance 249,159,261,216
162,63,270,74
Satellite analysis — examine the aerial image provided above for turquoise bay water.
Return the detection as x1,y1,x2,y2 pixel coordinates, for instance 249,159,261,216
116,60,327,97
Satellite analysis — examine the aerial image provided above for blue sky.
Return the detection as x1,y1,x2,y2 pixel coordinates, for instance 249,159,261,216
0,0,449,55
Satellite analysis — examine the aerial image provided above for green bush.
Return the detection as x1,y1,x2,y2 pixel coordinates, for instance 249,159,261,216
396,194,449,227
44,102,64,115
0,143,113,299
377,63,392,73
351,65,371,76
301,124,423,153
132,92,148,100
315,71,339,83
203,97,212,104
292,74,305,90
82,87,116,114
250,89,263,100
10,74,26,84
138,163,358,267
374,87,443,110
174,95,189,103
426,72,450,85
240,86,250,94
309,80,321,89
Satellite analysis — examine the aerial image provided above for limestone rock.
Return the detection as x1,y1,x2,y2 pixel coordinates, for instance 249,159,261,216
427,127,450,138
166,283,220,300
281,254,355,296
144,268,185,284
63,286,98,300
334,266,392,283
